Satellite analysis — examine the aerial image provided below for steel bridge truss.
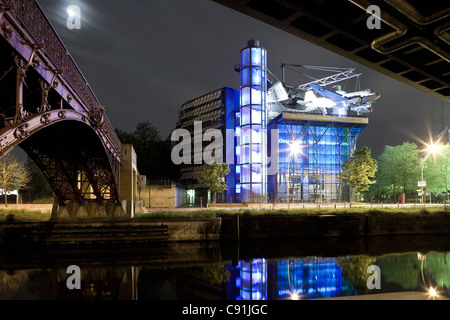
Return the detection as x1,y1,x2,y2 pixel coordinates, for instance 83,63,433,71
0,0,125,220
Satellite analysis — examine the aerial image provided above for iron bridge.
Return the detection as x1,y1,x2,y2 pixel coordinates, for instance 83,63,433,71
0,0,125,220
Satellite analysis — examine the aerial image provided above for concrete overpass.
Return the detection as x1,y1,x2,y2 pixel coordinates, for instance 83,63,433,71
213,0,450,103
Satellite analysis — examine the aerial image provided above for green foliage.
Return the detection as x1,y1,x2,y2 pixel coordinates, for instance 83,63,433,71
115,121,177,180
199,162,230,203
338,255,376,294
424,253,450,288
25,157,53,201
337,146,377,202
376,253,421,290
423,144,450,198
374,142,420,197
0,209,51,222
376,252,450,290
197,263,230,286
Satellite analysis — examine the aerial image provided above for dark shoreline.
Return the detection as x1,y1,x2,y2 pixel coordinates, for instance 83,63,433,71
0,213,450,249
1,214,450,270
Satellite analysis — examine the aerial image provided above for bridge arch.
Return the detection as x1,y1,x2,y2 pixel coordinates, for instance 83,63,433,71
0,0,127,220
0,110,126,220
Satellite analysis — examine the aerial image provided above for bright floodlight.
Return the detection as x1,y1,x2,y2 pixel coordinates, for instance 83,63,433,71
427,143,440,155
290,292,299,300
289,141,301,156
429,287,437,298
422,140,442,161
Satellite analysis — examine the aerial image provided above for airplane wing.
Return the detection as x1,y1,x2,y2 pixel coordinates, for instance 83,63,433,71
309,83,348,102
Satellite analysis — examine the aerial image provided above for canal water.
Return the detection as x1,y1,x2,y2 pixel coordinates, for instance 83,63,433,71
1,235,450,300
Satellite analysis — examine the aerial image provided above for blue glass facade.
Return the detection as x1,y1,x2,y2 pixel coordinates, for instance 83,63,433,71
179,40,370,204
239,40,268,203
227,257,356,300
267,115,367,202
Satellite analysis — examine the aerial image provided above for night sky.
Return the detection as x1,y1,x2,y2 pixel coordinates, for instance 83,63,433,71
32,0,449,158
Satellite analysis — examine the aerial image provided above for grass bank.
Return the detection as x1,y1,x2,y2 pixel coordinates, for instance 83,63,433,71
0,209,51,222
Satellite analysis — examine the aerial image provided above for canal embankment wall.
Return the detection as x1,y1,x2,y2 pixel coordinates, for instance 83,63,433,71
220,213,450,240
1,213,450,248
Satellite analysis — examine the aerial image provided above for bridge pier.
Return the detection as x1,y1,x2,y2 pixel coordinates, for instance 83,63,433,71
119,144,139,219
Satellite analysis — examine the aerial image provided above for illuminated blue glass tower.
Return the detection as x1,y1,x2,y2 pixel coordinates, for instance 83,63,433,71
239,40,267,203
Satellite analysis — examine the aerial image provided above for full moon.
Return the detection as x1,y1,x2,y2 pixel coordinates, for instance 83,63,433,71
67,7,76,17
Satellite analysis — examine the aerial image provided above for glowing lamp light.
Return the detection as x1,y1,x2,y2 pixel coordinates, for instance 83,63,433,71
422,139,443,157
289,141,301,156
290,292,299,300
427,143,440,155
429,287,437,299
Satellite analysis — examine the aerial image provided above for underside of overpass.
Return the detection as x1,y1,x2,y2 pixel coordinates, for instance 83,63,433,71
213,0,450,103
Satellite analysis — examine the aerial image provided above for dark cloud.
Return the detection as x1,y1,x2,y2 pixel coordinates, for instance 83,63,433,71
33,0,449,158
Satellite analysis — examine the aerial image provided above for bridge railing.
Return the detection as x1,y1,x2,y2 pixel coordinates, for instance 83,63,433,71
1,0,121,153
6,0,99,111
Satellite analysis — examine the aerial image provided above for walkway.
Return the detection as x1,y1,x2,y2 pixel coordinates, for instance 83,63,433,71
320,291,450,300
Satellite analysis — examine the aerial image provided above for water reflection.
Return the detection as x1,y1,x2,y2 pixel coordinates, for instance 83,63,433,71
1,249,450,300
227,257,360,300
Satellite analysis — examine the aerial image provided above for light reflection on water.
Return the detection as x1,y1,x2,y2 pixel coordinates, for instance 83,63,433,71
1,250,450,300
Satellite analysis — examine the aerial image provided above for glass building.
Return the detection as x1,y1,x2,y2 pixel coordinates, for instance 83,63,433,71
268,113,368,203
176,87,239,205
174,39,375,204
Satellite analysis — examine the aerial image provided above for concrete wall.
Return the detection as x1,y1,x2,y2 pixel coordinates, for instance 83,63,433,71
140,184,186,208
221,213,450,240
0,219,222,246
119,144,138,218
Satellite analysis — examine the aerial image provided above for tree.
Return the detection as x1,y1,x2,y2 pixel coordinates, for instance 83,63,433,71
115,121,178,180
374,142,420,200
337,146,377,202
0,154,31,207
423,144,450,202
25,157,53,202
199,162,230,204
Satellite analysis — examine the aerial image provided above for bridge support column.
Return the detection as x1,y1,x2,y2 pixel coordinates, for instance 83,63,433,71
119,144,138,219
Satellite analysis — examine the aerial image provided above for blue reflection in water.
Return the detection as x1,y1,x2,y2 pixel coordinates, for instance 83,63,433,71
227,257,357,300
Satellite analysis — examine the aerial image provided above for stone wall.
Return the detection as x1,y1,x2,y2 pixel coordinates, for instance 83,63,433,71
220,213,450,240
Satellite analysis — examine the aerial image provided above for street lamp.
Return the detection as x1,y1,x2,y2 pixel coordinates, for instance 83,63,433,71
420,141,442,206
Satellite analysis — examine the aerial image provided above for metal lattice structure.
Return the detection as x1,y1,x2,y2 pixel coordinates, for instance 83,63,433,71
0,0,124,219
